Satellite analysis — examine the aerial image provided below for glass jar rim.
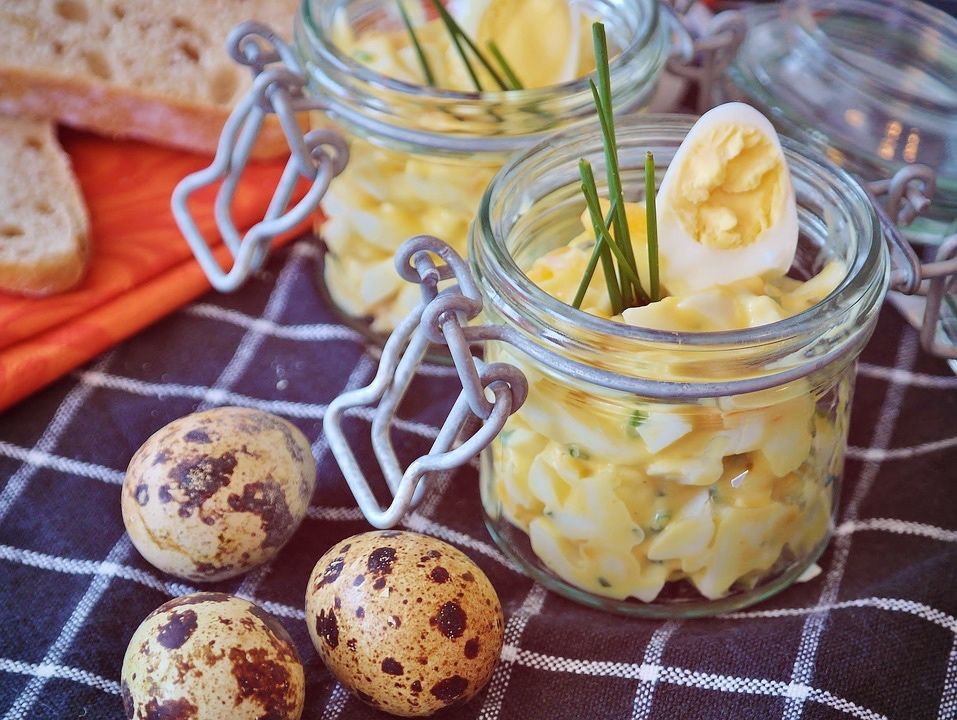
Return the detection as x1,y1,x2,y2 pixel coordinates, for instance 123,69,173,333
294,0,670,154
472,113,888,353
297,0,663,102
782,0,957,112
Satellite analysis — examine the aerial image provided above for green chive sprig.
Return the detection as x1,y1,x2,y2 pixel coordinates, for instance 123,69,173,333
397,0,523,91
397,1,435,86
573,22,662,313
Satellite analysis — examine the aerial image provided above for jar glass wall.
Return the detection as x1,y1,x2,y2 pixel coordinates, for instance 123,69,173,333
469,116,889,616
722,0,957,229
294,0,669,336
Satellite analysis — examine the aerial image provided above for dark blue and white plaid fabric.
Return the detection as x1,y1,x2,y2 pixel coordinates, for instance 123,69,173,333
1,238,955,719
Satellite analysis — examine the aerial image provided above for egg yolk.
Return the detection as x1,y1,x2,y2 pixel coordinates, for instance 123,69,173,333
668,123,788,251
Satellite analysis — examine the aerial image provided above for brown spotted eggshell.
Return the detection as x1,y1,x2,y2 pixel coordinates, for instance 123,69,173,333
122,407,316,582
121,592,305,720
305,530,505,717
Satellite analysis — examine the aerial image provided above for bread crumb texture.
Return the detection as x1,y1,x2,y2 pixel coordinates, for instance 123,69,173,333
1,0,301,104
0,0,301,155
0,116,90,296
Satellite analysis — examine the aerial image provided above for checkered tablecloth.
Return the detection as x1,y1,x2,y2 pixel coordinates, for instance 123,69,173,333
1,238,955,720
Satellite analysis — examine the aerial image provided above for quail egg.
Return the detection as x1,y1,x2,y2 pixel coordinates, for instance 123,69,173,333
305,530,504,717
122,407,316,581
121,592,305,720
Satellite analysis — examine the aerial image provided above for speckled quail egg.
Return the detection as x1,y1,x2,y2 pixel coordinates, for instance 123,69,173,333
121,592,305,720
122,407,316,582
305,530,504,717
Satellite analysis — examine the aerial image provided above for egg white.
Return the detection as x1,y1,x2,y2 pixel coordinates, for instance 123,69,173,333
655,102,799,296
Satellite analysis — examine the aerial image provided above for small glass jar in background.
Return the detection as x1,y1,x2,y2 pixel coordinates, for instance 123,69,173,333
721,0,957,232
293,0,670,337
469,115,889,616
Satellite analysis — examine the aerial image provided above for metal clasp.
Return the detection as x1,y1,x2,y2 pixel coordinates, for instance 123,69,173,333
171,22,348,292
866,165,957,361
660,2,748,114
323,237,528,528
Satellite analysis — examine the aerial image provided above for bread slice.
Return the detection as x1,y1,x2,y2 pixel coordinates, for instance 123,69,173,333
0,0,302,158
0,115,90,296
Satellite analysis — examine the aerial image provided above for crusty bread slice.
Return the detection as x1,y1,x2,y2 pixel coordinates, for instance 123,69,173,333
0,0,301,158
0,115,90,296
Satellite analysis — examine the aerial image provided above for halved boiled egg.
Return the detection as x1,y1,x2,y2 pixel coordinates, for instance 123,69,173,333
655,102,799,297
447,0,581,87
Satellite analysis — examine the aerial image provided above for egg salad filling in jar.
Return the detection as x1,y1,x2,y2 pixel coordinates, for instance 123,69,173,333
469,111,889,616
293,0,669,335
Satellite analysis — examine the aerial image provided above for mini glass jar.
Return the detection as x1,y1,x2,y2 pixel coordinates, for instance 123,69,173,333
293,0,670,337
721,0,957,230
468,115,889,616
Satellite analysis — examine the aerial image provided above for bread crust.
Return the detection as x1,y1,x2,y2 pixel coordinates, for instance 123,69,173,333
0,116,90,296
0,68,290,159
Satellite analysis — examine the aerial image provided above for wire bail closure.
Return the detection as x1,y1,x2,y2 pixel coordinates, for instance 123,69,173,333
171,22,349,292
323,236,528,529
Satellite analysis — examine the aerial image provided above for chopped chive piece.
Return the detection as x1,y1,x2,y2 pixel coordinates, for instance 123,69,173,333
487,40,523,90
397,1,435,86
579,159,623,315
645,151,661,302
576,22,655,315
626,408,648,437
567,445,590,460
591,24,646,307
580,171,645,302
426,0,513,91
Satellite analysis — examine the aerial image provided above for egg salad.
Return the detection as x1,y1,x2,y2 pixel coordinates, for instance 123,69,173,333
486,104,850,602
320,1,598,333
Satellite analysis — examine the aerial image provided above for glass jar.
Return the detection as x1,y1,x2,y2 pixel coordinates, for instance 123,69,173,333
469,115,889,617
293,0,670,337
721,0,957,231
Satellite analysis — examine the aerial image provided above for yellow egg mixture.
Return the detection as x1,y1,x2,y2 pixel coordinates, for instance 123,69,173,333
321,1,596,332
487,104,849,603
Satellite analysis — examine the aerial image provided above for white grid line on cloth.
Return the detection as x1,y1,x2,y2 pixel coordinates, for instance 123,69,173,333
6,530,955,654
75,370,307,413
0,544,192,597
3,534,133,720
0,353,113,523
0,658,119,696
210,247,309,601
0,441,124,485
400,513,517,572
305,504,519,572
782,330,920,720
478,583,549,720
73,370,445,442
185,302,466,380
321,682,352,720
938,638,957,720
198,241,309,411
847,435,957,461
836,518,957,543
185,304,365,342
728,596,957,633
631,620,681,720
507,648,889,720
858,362,957,389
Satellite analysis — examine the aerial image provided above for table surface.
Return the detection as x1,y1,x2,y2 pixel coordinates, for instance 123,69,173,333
0,237,955,720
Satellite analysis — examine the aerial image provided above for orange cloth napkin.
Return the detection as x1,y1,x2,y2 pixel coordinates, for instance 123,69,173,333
0,131,312,412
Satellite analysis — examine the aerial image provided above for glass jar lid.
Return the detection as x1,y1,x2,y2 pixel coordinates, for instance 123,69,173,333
724,0,957,225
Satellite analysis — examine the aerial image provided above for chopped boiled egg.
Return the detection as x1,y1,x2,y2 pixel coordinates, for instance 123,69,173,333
655,102,799,296
447,0,582,87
